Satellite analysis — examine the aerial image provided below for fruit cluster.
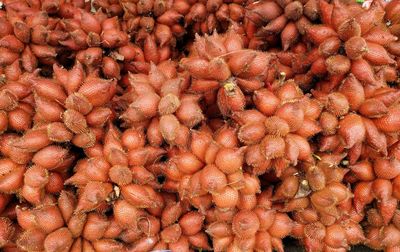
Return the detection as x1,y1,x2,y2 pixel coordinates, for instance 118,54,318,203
0,0,399,251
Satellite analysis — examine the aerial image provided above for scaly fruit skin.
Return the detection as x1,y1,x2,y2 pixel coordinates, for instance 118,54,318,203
0,0,399,251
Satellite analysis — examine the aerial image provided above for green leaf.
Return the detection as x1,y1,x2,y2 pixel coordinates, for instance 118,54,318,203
356,0,365,3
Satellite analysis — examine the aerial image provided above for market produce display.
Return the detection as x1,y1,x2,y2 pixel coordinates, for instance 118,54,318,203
0,0,399,251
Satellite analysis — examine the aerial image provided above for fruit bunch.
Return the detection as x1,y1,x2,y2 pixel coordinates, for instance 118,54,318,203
0,0,398,251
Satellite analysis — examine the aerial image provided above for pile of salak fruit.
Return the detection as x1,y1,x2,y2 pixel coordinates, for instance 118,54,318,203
0,0,399,251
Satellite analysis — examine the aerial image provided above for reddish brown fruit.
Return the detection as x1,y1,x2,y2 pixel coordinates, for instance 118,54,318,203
232,210,260,238
215,147,245,174
338,114,366,149
325,55,351,76
179,211,205,236
200,164,227,193
212,186,239,208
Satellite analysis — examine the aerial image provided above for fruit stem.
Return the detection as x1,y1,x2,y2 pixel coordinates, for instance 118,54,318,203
312,153,321,160
223,80,236,93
